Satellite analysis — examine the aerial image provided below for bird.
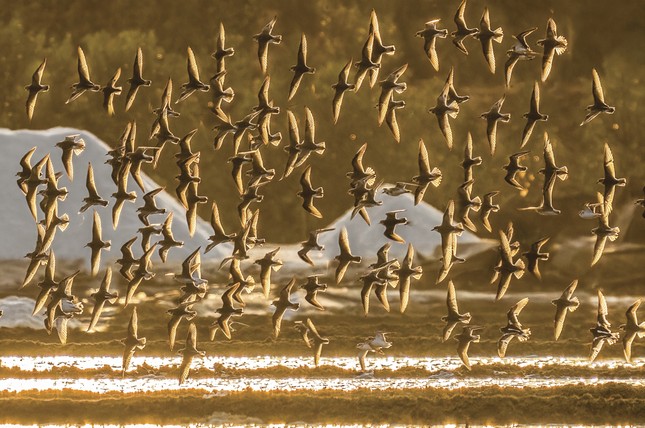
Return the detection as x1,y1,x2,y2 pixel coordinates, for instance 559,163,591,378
498,297,531,358
451,0,478,55
209,71,236,119
520,82,548,148
101,67,122,116
394,244,423,313
66,46,100,104
254,248,282,298
211,22,235,72
454,326,483,371
111,161,137,229
473,7,503,74
384,98,406,143
522,237,550,280
455,179,482,233
136,188,166,226
298,165,324,218
334,227,362,284
429,83,459,150
332,60,356,124
503,151,529,190
305,318,329,367
298,228,334,266
288,33,315,100
620,299,645,363
122,307,146,377
124,47,152,112
280,110,303,180
39,158,68,228
116,236,139,281
354,33,379,92
124,243,157,306
356,340,382,372
416,19,448,71
380,210,408,243
55,134,86,181
377,64,408,125
295,107,326,167
598,143,626,213
253,16,282,74
178,323,205,385
32,250,59,315
480,95,510,156
367,9,396,87
480,191,500,233
382,182,414,197
208,284,244,341
432,200,465,284
157,213,184,263
79,163,108,213
205,202,236,254
16,146,38,195
87,267,118,332
25,58,49,121
591,192,620,267
460,132,482,182
369,331,393,351
168,301,198,352
581,68,616,126
347,143,376,186
85,210,111,277
23,153,50,221
552,279,580,340
411,139,442,205
442,280,472,342
272,278,300,339
492,230,525,301
590,290,619,362
536,18,568,82
185,164,208,237
45,270,80,332
300,275,328,311
177,47,209,103
504,28,538,88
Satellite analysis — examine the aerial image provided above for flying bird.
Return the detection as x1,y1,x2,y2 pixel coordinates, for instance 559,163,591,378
473,7,503,74
124,47,152,111
288,33,315,100
416,19,448,71
253,16,282,74
552,279,580,340
66,46,100,103
536,18,568,82
25,58,49,121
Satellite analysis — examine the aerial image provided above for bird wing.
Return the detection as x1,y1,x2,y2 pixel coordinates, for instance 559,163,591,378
417,139,430,175
623,331,637,363
591,235,607,267
447,280,460,315
589,337,605,362
385,103,401,143
77,46,92,83
626,299,642,326
591,68,605,104
553,304,568,340
457,339,472,370
304,107,316,145
497,334,514,358
423,37,439,71
186,47,201,83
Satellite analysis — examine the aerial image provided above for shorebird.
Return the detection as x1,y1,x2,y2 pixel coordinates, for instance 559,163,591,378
552,279,580,340
33,250,58,316
122,307,146,377
498,297,531,358
167,302,197,351
333,227,362,284
536,18,568,82
25,58,49,121
298,228,334,266
356,341,381,372
300,275,328,311
66,46,100,103
347,143,376,186
205,202,236,254
272,278,300,339
598,143,626,213
379,210,408,243
473,7,503,74
116,236,138,281
451,0,478,55
253,16,282,74
480,95,510,156
394,244,423,314
590,290,619,362
382,182,414,197
137,188,166,226
442,280,472,342
354,32,379,92
522,237,550,280
377,64,408,125
304,318,329,367
295,107,326,167
581,68,616,126
429,82,459,150
125,243,157,306
455,325,483,370
111,161,137,229
384,97,406,143
288,33,315,100
520,82,548,148
101,67,122,116
254,248,282,298
504,28,538,88
87,267,118,332
85,210,111,277
455,179,482,233
16,146,37,195
177,47,209,103
45,270,80,332
367,9,395,87
298,165,324,218
211,22,235,72
209,284,244,341
460,133,481,182
157,213,183,263
185,164,208,237
620,299,645,363
178,323,205,385
24,153,49,221
433,200,465,284
491,230,525,301
79,163,108,213
591,192,620,267
55,134,86,181
210,71,235,119
332,59,356,124
416,19,448,71
503,151,529,190
412,139,442,205
124,47,152,111
480,191,500,233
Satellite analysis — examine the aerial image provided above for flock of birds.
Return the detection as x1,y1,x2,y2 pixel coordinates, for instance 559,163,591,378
10,1,645,384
